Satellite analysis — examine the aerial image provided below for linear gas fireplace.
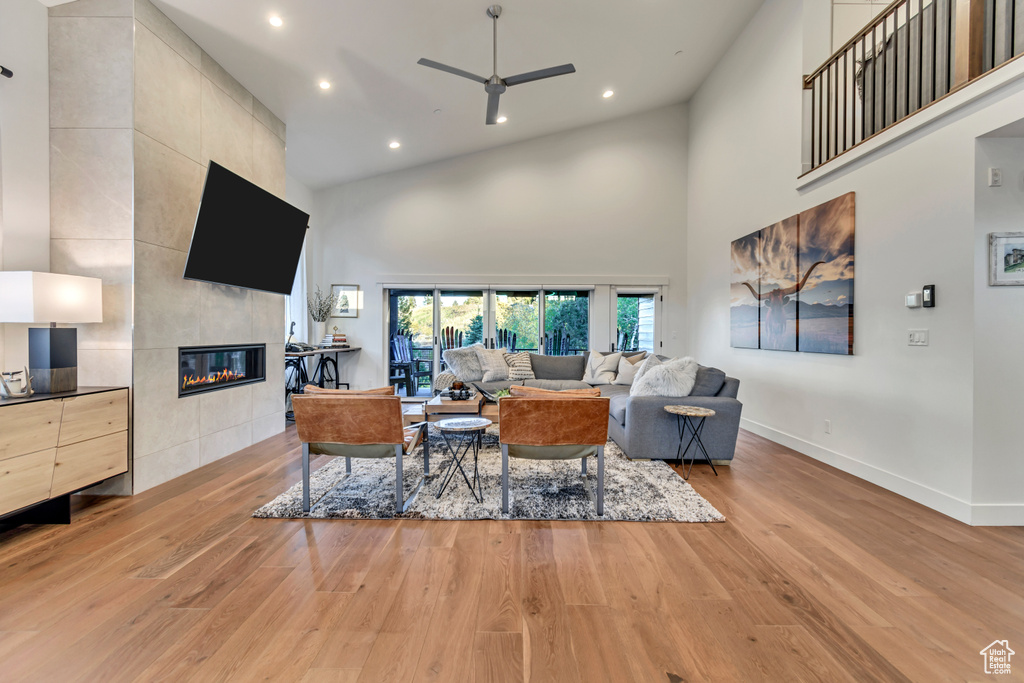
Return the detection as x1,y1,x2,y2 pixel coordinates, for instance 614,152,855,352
179,344,266,398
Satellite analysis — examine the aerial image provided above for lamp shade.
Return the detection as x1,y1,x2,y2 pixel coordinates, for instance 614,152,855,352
0,271,103,323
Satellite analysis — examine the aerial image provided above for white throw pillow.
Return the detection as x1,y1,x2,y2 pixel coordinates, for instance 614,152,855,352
475,346,510,382
630,356,699,397
583,351,621,385
631,354,663,386
611,355,642,385
504,351,535,381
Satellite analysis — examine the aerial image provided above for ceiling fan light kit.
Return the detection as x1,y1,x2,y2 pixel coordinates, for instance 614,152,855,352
418,4,576,125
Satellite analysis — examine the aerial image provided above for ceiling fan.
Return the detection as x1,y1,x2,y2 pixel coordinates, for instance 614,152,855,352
417,5,576,125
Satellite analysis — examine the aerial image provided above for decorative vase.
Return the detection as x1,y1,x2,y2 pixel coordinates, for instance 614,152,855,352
312,321,327,347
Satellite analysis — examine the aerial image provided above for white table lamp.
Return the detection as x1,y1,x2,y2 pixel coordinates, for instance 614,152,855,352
0,272,103,393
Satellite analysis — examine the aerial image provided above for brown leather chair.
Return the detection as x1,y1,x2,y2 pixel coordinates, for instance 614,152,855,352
291,394,429,513
498,396,611,515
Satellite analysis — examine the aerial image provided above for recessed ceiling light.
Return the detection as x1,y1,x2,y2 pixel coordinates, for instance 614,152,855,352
602,90,614,99
496,116,507,124
319,81,331,90
269,15,283,27
389,141,401,149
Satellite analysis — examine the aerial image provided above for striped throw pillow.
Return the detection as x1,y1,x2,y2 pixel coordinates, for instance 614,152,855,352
504,351,535,381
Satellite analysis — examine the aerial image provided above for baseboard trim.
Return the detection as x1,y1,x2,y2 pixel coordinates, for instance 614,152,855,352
969,504,1024,526
740,418,974,525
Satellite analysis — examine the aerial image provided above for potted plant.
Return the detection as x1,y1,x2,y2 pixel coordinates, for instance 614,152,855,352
307,285,337,346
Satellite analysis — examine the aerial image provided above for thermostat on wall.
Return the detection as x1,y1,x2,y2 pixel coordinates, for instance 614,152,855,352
906,292,922,308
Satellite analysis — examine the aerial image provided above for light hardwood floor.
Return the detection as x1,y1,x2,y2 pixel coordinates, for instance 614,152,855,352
1,427,1022,682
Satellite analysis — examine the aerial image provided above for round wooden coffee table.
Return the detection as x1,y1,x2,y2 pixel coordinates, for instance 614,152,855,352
435,417,491,502
664,405,718,480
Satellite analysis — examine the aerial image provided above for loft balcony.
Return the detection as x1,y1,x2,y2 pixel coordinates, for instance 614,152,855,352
803,0,1023,174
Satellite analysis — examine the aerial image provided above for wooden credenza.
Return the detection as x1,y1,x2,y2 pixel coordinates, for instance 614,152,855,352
0,387,128,523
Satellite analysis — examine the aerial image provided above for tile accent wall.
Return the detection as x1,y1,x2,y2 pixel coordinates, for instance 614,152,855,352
48,0,135,494
131,0,287,492
48,0,288,494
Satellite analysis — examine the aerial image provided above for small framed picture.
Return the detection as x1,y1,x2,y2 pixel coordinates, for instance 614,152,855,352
331,284,359,318
990,232,1024,286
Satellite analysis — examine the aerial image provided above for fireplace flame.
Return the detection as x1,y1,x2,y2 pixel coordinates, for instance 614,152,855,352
182,369,246,390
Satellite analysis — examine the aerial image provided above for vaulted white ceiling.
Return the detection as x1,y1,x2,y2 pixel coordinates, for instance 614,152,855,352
152,0,763,189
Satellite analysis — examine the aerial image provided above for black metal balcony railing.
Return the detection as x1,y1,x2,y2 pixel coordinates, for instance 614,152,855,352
805,0,1024,171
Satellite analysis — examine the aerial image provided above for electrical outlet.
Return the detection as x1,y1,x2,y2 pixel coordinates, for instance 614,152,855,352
989,168,1003,187
908,329,929,346
824,419,832,434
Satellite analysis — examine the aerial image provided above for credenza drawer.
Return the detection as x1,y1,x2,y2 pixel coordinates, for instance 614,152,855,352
0,401,63,461
52,431,128,497
0,449,57,516
58,389,128,447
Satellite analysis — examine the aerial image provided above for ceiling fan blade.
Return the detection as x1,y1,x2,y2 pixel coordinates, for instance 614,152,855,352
485,91,501,125
503,63,576,87
417,58,488,84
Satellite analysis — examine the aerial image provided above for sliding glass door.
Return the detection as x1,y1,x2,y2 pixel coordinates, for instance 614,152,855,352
543,290,588,355
614,289,660,353
387,290,434,396
493,290,539,352
387,286,600,390
438,290,485,369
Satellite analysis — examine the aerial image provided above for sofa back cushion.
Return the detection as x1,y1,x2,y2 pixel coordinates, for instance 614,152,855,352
442,343,484,381
529,353,586,380
524,379,592,391
690,366,727,397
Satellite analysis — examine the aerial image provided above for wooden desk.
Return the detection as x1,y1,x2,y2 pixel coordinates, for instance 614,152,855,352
284,347,361,359
285,347,361,390
0,387,129,524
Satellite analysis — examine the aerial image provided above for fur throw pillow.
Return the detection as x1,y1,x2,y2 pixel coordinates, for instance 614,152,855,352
629,356,699,397
442,343,484,381
631,353,662,386
475,346,510,382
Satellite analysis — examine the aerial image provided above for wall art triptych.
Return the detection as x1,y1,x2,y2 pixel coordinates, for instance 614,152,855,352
730,192,855,355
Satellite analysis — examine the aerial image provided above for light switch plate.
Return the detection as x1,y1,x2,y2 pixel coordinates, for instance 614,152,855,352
908,329,929,346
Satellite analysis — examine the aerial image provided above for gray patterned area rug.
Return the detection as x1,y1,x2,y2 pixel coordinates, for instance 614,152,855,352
254,429,724,522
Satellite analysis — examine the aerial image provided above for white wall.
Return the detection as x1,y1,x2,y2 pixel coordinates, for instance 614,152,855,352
831,0,888,50
687,0,1024,524
310,104,688,390
973,137,1024,523
0,0,51,370
286,173,313,344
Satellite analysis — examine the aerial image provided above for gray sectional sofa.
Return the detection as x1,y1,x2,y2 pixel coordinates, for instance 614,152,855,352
436,352,743,463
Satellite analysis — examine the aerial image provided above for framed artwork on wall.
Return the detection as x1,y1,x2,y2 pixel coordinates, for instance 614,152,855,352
729,192,855,355
797,192,855,355
331,284,359,318
730,230,761,349
989,232,1024,286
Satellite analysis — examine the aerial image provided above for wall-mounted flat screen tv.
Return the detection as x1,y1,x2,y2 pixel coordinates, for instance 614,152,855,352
183,161,309,295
